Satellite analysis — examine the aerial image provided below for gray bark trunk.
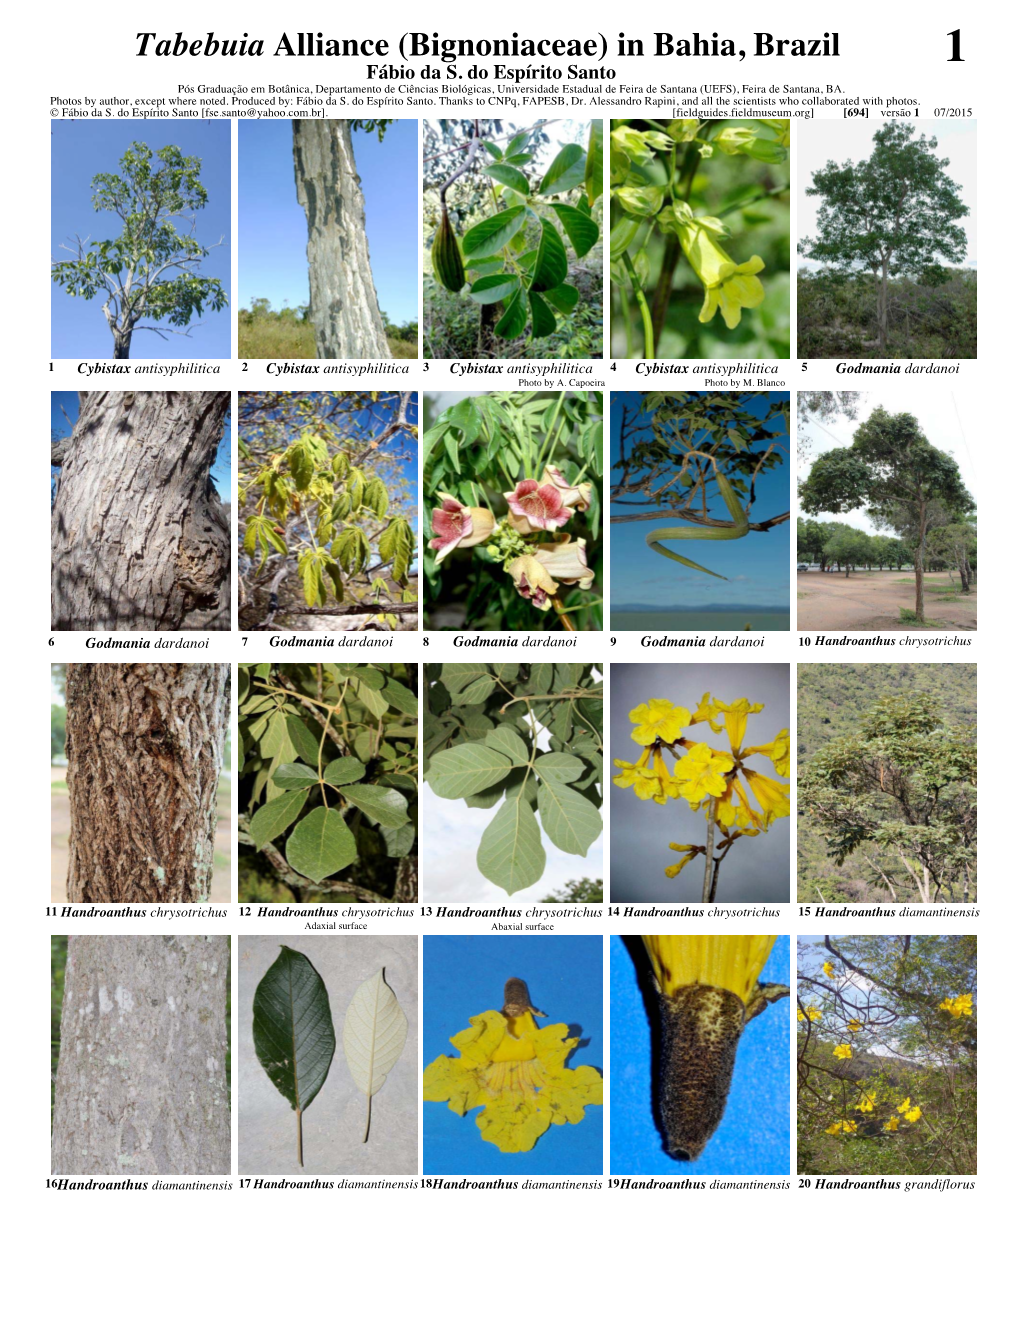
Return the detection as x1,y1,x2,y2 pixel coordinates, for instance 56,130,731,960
66,663,228,904
51,391,230,631
52,936,230,1175
293,121,391,360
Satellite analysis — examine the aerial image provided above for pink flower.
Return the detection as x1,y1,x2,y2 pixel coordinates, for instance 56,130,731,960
503,479,570,532
505,554,557,611
542,466,593,513
428,493,495,563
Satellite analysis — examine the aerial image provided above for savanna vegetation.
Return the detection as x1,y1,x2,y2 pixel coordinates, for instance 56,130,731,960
610,118,790,359
798,936,976,1175
424,119,603,359
239,662,417,903
238,298,418,360
238,391,417,631
797,665,976,904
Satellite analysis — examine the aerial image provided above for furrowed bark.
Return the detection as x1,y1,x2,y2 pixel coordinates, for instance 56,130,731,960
65,663,228,904
293,120,391,360
52,935,230,1175
51,390,230,631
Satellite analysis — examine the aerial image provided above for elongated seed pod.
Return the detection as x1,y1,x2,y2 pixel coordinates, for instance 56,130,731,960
642,935,789,1160
431,205,465,292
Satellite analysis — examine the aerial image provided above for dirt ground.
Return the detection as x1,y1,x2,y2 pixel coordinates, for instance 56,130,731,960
796,571,977,631
51,768,231,902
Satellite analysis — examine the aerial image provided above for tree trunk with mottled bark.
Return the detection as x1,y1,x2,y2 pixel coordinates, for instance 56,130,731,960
52,936,230,1175
293,121,391,360
51,391,231,631
66,664,228,904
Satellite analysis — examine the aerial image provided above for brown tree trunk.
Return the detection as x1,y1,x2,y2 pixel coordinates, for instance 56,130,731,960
112,328,132,359
51,391,230,631
292,120,391,360
877,258,889,354
52,936,230,1174
65,664,228,904
915,502,927,622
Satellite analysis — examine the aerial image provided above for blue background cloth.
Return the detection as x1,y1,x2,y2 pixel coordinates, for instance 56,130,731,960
610,935,790,1174
423,935,604,1175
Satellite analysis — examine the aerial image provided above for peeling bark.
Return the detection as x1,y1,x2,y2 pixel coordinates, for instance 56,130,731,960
52,936,230,1175
293,121,391,360
66,664,228,904
51,391,231,631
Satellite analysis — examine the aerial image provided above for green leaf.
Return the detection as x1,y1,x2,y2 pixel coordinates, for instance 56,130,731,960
352,676,389,719
322,757,367,786
543,284,580,315
380,823,415,858
461,206,527,259
249,791,309,850
483,163,530,194
550,204,599,257
469,273,520,305
382,677,418,716
492,663,519,682
341,783,409,829
585,120,604,205
454,674,496,705
537,780,603,856
285,805,357,881
286,715,323,766
273,763,320,787
529,290,557,338
426,743,513,799
484,726,530,763
495,286,527,339
478,796,546,894
530,220,568,292
441,663,491,692
534,752,585,784
252,946,336,1111
538,143,586,195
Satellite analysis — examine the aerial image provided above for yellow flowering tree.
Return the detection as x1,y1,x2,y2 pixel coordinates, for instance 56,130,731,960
613,690,789,902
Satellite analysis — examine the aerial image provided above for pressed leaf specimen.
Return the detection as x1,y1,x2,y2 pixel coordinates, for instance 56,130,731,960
342,968,409,1142
253,945,336,1166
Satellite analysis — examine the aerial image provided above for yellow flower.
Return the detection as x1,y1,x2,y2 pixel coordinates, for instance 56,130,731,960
825,1119,857,1135
822,961,835,978
939,993,973,1018
833,1044,852,1060
629,699,690,746
673,214,767,330
648,748,682,804
714,777,763,831
743,728,791,778
712,697,766,755
664,842,703,879
642,934,777,1004
742,769,791,826
904,1106,922,1123
614,750,672,803
423,997,602,1154
690,691,723,732
797,1006,822,1023
673,741,734,804
855,1091,877,1113
884,1116,900,1132
847,1019,862,1032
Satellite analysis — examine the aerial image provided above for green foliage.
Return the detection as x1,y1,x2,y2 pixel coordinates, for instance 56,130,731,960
797,937,976,1175
424,121,603,359
540,877,603,903
51,704,67,762
425,663,603,895
424,391,603,631
238,391,416,629
51,141,227,355
610,118,790,359
51,936,68,1117
253,945,336,1113
238,298,417,359
239,663,418,901
797,666,976,903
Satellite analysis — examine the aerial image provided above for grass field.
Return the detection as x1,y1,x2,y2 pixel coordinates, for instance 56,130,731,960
239,311,417,359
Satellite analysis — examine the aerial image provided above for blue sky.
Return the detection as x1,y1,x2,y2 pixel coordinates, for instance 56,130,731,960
239,120,418,326
52,391,231,499
610,392,791,610
51,121,231,359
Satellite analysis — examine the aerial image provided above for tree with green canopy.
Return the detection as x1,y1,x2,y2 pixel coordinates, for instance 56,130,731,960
52,141,227,359
798,692,976,904
799,408,973,623
800,123,968,354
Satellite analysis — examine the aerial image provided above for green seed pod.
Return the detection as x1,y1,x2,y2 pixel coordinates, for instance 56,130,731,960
431,206,465,292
